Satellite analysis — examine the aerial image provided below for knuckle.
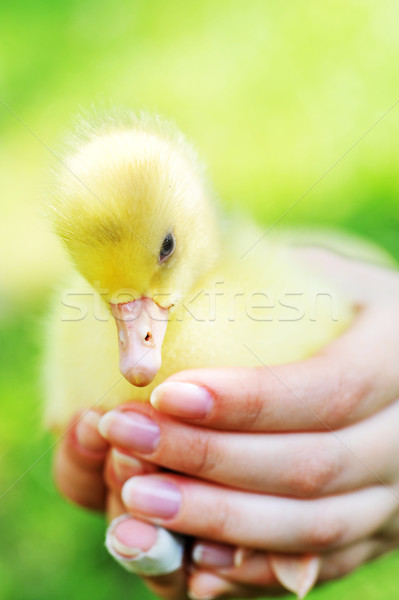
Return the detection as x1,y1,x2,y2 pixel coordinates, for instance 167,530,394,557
323,366,372,427
288,443,340,497
307,509,345,549
186,431,219,477
206,498,235,539
238,367,269,430
244,388,264,430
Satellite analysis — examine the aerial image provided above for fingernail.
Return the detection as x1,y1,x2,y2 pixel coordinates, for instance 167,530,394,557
122,476,181,520
151,382,213,419
234,546,254,567
109,517,158,558
99,411,160,453
269,554,321,599
75,411,109,452
192,542,235,568
111,449,146,483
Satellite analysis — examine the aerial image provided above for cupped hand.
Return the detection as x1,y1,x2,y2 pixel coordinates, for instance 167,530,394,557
54,411,191,600
54,251,399,599
99,251,399,598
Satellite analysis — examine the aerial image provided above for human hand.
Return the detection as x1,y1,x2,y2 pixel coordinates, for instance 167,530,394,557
99,251,399,598
53,411,302,599
53,411,190,600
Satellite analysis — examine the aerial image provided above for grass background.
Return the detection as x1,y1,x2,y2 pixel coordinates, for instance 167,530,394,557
1,1,399,598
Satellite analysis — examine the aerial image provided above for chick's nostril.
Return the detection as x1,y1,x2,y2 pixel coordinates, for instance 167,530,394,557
144,331,152,342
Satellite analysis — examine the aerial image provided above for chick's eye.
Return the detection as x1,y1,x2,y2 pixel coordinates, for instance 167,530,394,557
159,233,175,263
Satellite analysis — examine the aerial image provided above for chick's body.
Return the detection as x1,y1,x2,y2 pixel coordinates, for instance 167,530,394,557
45,112,351,430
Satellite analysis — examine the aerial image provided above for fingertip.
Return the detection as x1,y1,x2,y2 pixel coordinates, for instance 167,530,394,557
75,410,109,453
269,554,320,598
106,516,184,576
192,542,235,569
98,410,118,440
53,440,107,510
111,517,158,557
110,449,147,482
105,449,159,492
150,382,213,419
121,476,182,520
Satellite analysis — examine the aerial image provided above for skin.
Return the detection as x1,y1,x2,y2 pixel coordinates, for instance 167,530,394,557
53,249,399,599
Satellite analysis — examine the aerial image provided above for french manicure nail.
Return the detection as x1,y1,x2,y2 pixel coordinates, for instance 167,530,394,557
122,476,181,519
110,517,158,558
150,382,213,419
192,542,235,568
269,554,321,599
75,410,109,452
99,411,160,453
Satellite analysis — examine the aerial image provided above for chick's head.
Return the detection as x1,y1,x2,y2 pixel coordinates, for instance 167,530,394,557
51,122,219,306
49,114,220,386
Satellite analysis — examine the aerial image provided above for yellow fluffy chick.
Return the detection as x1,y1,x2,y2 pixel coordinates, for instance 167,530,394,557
44,110,352,430
44,110,355,597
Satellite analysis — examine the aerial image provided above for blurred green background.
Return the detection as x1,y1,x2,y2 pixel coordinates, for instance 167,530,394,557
1,1,399,598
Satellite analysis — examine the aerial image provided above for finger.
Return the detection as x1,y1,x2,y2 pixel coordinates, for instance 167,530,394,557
104,447,158,494
150,304,399,431
105,459,188,600
99,402,399,497
106,490,126,521
63,409,109,466
121,474,399,553
73,410,110,455
54,410,109,510
192,541,319,597
105,515,187,600
192,541,277,585
191,537,397,593
269,554,320,598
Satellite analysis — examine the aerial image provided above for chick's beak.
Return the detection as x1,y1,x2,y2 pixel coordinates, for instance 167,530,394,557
111,298,169,387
